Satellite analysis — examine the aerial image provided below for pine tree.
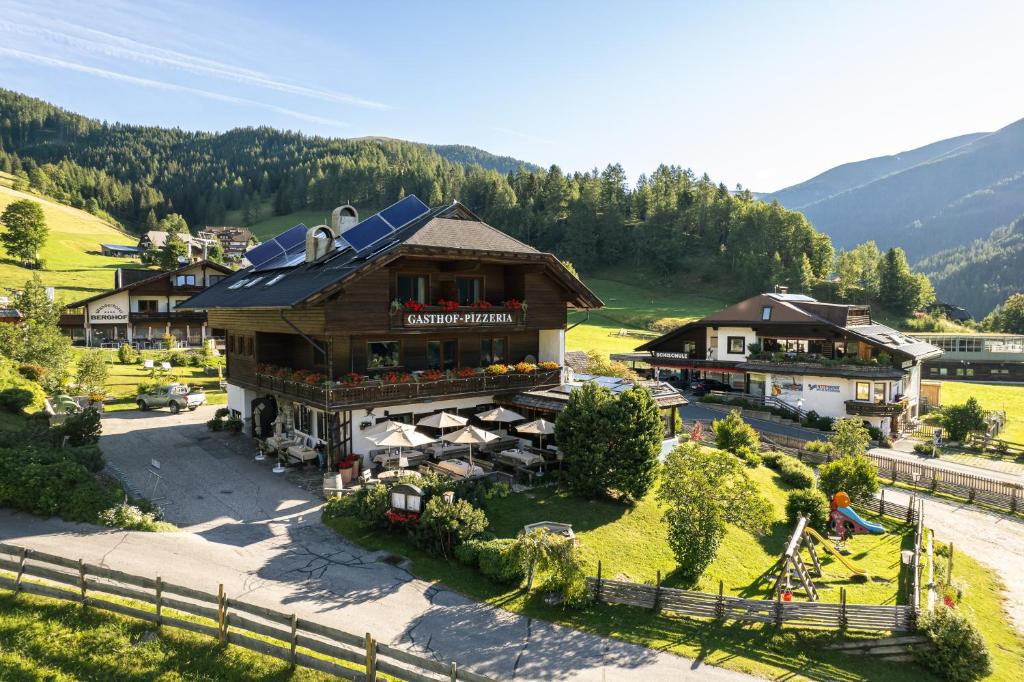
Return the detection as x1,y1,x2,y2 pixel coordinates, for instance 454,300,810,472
143,209,159,232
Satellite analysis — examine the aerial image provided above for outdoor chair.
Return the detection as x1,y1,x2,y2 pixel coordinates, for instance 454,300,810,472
160,361,172,371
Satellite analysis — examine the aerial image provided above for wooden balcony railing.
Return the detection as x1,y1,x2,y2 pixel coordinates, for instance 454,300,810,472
250,368,562,409
844,397,909,417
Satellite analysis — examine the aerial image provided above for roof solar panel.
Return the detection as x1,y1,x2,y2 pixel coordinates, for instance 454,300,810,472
244,240,285,267
275,224,307,252
342,215,393,252
379,195,429,230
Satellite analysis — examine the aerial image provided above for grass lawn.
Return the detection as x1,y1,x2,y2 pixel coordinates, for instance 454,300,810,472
937,382,1024,445
72,348,227,411
228,203,334,242
567,274,731,357
0,186,151,302
324,461,965,681
0,591,368,682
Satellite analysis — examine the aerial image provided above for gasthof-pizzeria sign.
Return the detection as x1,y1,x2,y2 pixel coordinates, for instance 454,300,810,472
403,311,517,328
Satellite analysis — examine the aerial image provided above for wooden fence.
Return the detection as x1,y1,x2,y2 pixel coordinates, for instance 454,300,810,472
0,543,492,682
588,573,915,632
866,453,1022,513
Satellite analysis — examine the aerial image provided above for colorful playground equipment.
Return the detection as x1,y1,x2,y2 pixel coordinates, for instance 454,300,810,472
829,491,886,538
773,493,886,600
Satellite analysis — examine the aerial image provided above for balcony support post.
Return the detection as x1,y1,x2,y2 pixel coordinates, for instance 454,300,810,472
280,311,335,468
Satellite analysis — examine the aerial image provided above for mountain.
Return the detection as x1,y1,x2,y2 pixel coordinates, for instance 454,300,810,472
429,144,539,174
763,118,1024,261
917,213,1024,318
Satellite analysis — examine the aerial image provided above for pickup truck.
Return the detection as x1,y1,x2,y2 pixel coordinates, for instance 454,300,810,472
137,384,206,414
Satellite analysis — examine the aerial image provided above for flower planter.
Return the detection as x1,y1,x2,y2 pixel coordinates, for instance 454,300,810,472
340,466,354,485
324,473,342,491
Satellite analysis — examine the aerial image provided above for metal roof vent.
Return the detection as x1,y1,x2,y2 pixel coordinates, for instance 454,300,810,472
305,225,336,262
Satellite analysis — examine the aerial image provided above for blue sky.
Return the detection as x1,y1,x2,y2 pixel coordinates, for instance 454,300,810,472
2,0,1023,191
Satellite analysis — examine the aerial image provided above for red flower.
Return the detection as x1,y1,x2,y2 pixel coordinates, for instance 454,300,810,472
420,369,445,381
403,299,426,313
342,372,364,385
474,300,493,309
502,298,522,310
386,509,420,525
943,595,955,608
437,298,460,313
455,367,477,378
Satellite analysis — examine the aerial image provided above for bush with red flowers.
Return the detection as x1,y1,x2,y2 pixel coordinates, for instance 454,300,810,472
342,372,364,385
382,371,413,384
455,367,477,378
502,298,523,310
419,369,445,381
474,300,493,309
386,509,420,526
437,298,460,312
404,299,426,313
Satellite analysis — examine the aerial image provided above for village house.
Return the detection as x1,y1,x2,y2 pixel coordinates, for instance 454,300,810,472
914,332,1024,382
137,230,208,262
178,196,603,466
615,290,942,435
60,261,232,347
197,226,259,260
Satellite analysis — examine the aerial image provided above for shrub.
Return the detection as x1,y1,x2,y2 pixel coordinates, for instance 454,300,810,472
818,454,879,502
99,502,163,531
55,407,102,446
913,442,935,455
803,440,834,454
664,504,724,582
815,416,834,431
454,538,483,566
17,363,46,382
476,538,526,584
66,444,105,473
414,496,488,558
785,489,830,529
214,407,231,419
777,456,815,489
940,397,987,442
734,445,762,467
761,450,786,469
206,417,225,431
117,344,138,365
915,606,991,681
712,410,760,454
347,484,390,529
59,477,123,523
830,418,872,457
0,388,34,413
167,351,187,367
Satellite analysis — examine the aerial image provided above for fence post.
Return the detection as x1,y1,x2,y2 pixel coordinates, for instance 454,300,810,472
289,614,298,667
947,543,953,583
78,559,87,602
14,547,26,591
879,489,886,518
840,587,848,629
653,570,662,612
155,576,163,629
968,487,975,503
906,495,915,523
365,632,378,682
716,580,725,621
217,583,226,644
1012,489,1018,514
596,560,603,602
449,662,457,682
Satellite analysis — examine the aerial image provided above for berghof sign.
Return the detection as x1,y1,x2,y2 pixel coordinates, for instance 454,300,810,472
89,302,128,323
402,311,517,328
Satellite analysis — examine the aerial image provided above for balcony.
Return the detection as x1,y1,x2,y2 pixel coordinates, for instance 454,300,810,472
130,311,207,324
389,302,527,331
247,366,562,409
845,397,909,417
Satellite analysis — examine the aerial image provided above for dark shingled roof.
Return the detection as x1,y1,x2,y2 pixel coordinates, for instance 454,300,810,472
179,199,601,311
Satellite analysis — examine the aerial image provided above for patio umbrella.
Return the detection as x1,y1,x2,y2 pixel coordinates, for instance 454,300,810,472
368,428,435,467
416,411,468,442
476,406,525,424
515,418,556,450
441,425,498,469
363,419,416,437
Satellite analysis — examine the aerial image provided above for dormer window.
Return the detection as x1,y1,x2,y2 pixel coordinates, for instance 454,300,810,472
761,306,772,320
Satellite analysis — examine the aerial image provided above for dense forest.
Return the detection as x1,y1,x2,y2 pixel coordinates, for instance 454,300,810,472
917,213,1024,318
0,89,836,296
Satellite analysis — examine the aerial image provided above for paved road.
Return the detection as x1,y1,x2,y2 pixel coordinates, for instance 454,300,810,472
0,406,752,682
882,487,1024,634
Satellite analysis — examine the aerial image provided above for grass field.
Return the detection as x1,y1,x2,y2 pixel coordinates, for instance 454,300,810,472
324,459,973,680
224,201,333,242
938,382,1024,444
0,185,150,302
566,275,731,357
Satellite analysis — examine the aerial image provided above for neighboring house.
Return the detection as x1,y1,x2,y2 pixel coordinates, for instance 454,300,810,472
0,308,23,324
59,260,233,347
198,226,258,260
138,231,207,261
100,243,142,258
177,196,602,465
563,350,591,375
617,290,941,434
913,332,1024,382
924,301,973,323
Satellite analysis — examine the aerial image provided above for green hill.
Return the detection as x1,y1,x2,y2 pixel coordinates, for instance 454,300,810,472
0,184,150,301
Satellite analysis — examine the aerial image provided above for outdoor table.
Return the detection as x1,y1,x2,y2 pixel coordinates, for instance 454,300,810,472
427,443,470,460
377,469,422,482
372,450,426,467
497,449,545,468
435,459,484,478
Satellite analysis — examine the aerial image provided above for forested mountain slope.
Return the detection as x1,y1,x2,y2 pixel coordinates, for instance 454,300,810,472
0,89,834,297
917,214,1024,318
764,117,1024,260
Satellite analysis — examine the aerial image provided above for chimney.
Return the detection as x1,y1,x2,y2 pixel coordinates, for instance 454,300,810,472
774,284,789,295
330,204,359,232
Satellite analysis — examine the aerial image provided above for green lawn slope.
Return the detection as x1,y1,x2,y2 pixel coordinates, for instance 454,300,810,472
0,186,151,302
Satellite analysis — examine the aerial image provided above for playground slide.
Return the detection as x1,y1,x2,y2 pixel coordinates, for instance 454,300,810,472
836,506,886,534
804,527,868,577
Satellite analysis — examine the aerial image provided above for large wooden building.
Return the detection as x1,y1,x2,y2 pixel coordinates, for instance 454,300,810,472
179,196,601,465
617,291,942,434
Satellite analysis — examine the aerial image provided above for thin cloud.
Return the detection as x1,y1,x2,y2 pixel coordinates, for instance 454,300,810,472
0,47,349,128
0,15,390,110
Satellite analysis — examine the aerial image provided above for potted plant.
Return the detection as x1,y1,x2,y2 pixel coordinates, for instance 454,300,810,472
437,298,459,313
419,369,444,382
225,414,243,434
338,454,359,484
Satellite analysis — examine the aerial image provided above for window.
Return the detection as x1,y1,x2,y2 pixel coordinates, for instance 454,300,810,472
727,336,746,354
761,306,772,320
208,275,225,285
931,367,939,374
397,275,428,304
175,274,196,286
455,277,482,306
427,339,458,370
481,337,507,365
855,382,870,401
368,341,400,368
137,300,158,313
294,403,312,434
873,383,886,403
966,368,974,377
956,368,964,376
316,411,327,442
939,367,948,376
